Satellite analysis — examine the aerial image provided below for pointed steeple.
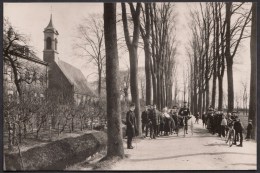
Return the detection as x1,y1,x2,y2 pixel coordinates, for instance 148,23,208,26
44,14,58,35
47,14,54,28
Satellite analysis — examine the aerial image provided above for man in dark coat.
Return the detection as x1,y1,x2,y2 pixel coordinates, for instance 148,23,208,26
202,112,207,128
206,107,214,133
141,105,149,137
217,110,224,137
234,118,244,147
178,101,190,134
150,105,159,139
126,103,136,149
195,112,200,124
245,120,253,140
149,105,154,139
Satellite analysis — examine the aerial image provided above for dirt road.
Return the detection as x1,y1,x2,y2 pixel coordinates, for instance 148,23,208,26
110,121,256,170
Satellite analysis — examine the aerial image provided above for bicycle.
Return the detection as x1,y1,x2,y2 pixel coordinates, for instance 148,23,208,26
226,127,235,147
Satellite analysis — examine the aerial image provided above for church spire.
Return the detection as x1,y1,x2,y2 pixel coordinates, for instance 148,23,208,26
44,13,58,35
46,14,54,29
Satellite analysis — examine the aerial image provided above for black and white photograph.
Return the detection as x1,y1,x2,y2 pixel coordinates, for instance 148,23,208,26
2,2,257,171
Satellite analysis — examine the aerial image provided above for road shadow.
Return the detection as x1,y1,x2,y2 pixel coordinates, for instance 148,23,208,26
204,143,229,147
129,152,256,162
230,163,256,167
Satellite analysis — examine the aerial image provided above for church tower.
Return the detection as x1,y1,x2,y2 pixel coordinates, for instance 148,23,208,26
43,14,59,63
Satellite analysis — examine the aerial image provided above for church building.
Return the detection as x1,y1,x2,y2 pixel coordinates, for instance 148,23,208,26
43,15,96,104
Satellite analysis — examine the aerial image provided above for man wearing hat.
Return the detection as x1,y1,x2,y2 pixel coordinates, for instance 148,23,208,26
149,105,159,139
126,103,136,149
233,117,244,147
245,119,253,140
178,101,190,134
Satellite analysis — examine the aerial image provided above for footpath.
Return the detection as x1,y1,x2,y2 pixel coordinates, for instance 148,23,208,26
110,121,257,170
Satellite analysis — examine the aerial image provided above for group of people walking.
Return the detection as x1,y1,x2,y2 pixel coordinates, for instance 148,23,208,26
126,101,253,149
126,101,191,149
201,107,253,147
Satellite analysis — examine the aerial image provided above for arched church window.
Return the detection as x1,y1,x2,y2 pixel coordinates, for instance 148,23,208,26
46,37,52,49
55,38,58,50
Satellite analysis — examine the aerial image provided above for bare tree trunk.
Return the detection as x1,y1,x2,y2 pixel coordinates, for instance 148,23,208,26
129,48,141,134
218,76,223,110
249,2,256,139
140,3,152,106
152,73,157,104
104,3,124,158
205,79,210,110
122,3,142,136
98,67,102,97
144,43,152,105
225,2,234,112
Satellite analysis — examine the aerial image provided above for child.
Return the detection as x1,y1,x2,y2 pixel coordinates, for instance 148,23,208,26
226,123,235,147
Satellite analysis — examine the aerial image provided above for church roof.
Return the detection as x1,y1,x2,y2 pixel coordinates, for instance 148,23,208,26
44,14,59,34
56,59,96,97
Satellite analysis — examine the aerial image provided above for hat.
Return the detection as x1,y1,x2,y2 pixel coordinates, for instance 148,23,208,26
172,105,178,109
249,119,252,122
130,103,135,107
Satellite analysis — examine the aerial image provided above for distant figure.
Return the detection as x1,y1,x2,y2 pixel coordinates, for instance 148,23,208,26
126,103,136,149
178,101,190,134
159,109,165,136
195,112,200,124
234,118,244,147
217,110,224,137
245,120,253,140
171,106,179,134
206,107,214,133
202,112,207,128
150,105,159,139
162,108,171,136
220,114,227,138
141,105,149,137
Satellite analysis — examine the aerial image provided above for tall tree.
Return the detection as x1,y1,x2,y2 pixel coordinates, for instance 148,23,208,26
140,3,152,105
104,3,124,158
249,2,256,139
225,2,252,112
217,2,226,110
150,3,177,110
121,3,142,136
74,15,105,97
225,2,233,112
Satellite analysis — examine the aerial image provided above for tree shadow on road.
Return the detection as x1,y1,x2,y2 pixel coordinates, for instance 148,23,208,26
129,152,256,162
230,163,256,167
204,143,229,147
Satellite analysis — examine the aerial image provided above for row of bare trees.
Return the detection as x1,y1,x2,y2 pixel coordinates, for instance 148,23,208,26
187,2,252,114
187,2,256,138
74,3,178,138
103,2,178,159
120,3,178,135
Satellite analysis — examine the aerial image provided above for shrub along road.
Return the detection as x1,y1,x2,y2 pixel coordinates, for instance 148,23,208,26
110,120,256,170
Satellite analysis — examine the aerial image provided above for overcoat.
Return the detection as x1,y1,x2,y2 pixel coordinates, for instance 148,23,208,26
126,110,136,137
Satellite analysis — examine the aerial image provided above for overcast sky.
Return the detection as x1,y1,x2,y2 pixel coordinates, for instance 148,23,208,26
4,2,251,101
